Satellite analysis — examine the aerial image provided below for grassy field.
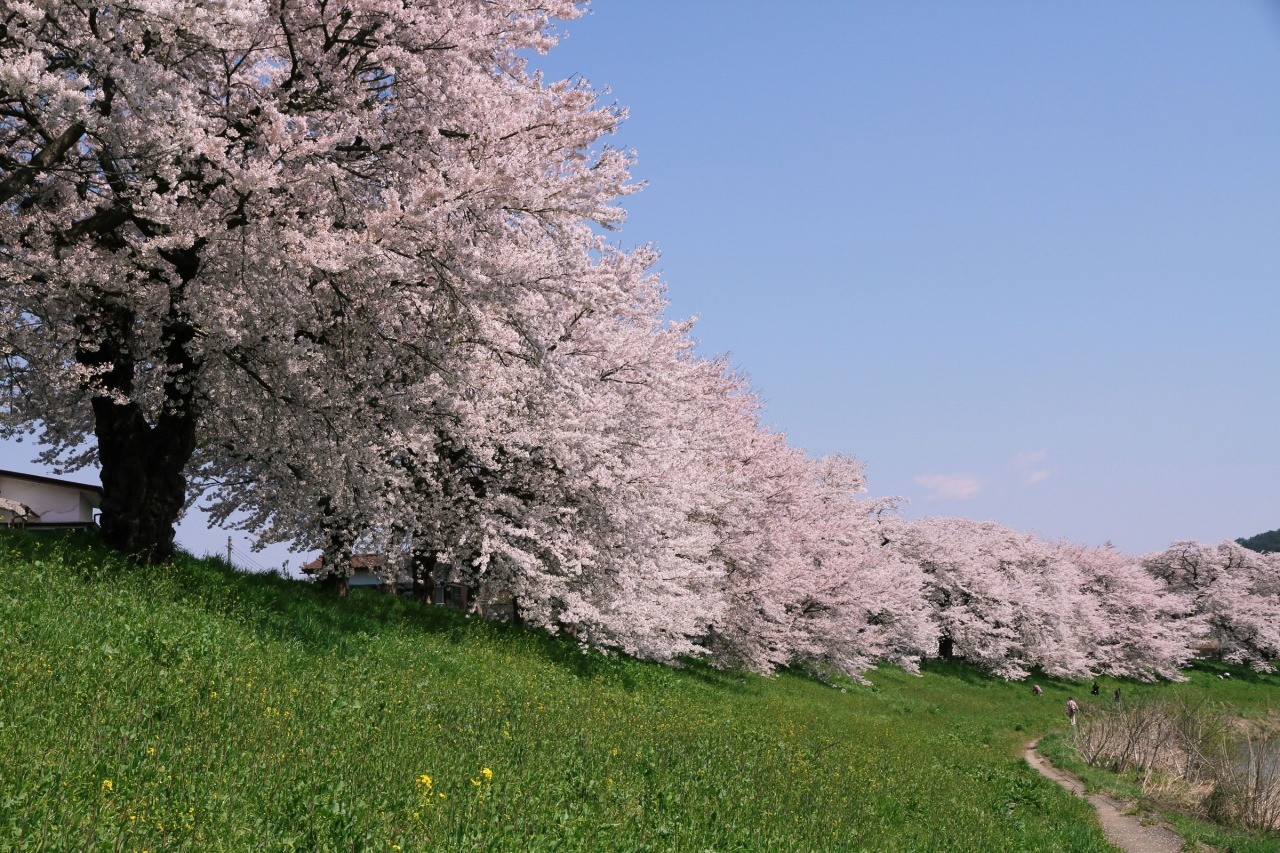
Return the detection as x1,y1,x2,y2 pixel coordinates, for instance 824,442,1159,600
1,530,1276,852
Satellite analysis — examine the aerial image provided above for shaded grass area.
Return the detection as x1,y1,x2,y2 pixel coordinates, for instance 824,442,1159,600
0,530,1268,851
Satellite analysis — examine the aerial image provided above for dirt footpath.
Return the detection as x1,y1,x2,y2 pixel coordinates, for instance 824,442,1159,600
1024,739,1188,853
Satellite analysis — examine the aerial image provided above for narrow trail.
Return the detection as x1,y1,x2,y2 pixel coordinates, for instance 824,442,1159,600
1024,739,1188,853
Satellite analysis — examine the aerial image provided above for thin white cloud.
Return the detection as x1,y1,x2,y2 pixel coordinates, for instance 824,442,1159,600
1011,450,1052,486
914,473,983,501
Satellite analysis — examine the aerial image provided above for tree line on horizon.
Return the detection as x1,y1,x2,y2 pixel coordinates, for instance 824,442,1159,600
2,1,1276,682
1237,527,1280,554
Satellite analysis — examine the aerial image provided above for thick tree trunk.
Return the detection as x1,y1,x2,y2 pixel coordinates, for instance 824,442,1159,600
78,251,203,565
410,548,438,603
316,504,355,597
94,395,196,564
317,572,350,597
938,634,955,660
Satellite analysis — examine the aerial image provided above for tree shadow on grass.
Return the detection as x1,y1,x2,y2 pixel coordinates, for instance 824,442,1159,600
918,659,1003,687
674,657,755,692
915,658,1083,690
1185,659,1279,685
482,623,755,695
0,528,759,694
2,528,466,648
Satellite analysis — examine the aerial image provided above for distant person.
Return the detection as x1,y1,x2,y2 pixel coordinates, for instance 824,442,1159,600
1066,697,1079,726
1113,688,1122,703
1032,684,1042,696
1091,681,1100,696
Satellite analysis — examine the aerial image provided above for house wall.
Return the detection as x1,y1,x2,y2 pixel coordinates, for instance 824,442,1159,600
0,477,98,523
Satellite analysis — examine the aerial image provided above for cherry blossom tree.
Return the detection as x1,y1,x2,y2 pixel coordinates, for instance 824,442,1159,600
1056,542,1195,681
890,518,1203,681
699,429,930,679
196,226,934,673
1143,540,1280,671
197,240,737,661
891,517,1098,679
0,0,627,562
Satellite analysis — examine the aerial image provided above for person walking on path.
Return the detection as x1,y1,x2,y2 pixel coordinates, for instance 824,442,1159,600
1066,697,1079,726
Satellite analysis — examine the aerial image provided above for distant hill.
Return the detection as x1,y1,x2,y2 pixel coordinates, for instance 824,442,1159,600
1236,527,1280,553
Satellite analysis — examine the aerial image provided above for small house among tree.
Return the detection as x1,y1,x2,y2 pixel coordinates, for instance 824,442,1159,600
298,554,412,594
0,470,102,529
428,564,516,622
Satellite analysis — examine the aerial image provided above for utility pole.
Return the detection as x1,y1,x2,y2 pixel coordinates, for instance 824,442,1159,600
226,535,233,567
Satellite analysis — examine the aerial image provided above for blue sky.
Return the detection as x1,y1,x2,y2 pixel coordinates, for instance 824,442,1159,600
2,0,1277,562
531,0,1280,552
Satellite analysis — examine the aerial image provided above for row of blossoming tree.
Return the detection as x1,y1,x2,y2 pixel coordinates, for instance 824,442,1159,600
2,1,1276,680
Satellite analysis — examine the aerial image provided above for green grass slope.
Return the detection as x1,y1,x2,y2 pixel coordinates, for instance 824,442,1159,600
1,531,1274,852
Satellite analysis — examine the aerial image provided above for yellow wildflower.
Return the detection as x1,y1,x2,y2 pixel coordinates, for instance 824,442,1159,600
481,767,493,781
100,779,114,793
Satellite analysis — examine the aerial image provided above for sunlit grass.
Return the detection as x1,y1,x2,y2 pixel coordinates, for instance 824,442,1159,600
1,530,1274,851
